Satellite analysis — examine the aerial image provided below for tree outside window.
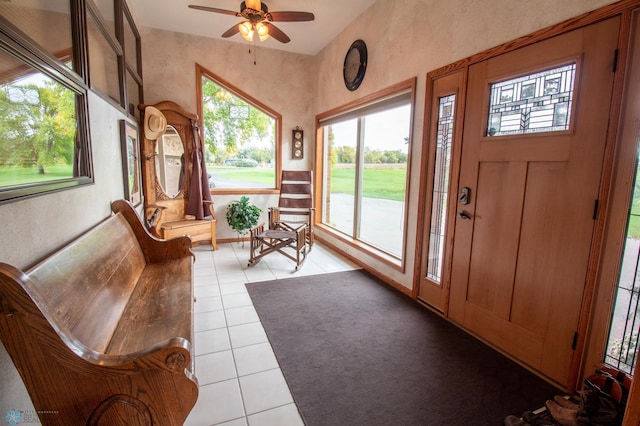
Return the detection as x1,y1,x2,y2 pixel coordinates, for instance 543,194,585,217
0,67,78,189
199,67,278,190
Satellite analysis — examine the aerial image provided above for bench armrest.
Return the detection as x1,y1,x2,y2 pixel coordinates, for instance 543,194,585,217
112,199,193,263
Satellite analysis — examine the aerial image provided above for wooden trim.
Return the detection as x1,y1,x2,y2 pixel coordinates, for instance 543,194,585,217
402,77,418,274
313,125,324,227
567,9,634,394
316,78,416,122
414,69,467,314
314,78,416,273
624,351,640,424
314,234,412,297
213,188,280,195
315,224,404,272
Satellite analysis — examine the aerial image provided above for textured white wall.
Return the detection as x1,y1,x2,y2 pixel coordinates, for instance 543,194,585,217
0,93,128,269
140,27,317,239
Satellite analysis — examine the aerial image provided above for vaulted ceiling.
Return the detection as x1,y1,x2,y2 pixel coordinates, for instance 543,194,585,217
127,0,376,55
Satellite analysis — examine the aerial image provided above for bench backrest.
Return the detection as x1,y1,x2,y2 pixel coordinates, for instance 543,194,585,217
27,213,146,354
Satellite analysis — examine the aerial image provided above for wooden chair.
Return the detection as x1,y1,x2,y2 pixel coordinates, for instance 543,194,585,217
248,170,314,270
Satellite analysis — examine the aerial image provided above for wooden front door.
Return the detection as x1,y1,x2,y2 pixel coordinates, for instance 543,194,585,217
448,17,619,387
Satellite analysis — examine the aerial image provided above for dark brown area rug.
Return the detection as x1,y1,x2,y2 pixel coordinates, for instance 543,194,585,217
246,270,560,426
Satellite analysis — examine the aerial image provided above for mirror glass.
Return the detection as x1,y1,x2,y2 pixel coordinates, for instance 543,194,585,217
155,125,184,198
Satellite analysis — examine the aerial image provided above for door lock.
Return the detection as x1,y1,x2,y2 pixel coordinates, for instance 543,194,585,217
459,187,471,205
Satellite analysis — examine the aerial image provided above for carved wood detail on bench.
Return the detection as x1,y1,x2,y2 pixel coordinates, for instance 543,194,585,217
0,199,198,425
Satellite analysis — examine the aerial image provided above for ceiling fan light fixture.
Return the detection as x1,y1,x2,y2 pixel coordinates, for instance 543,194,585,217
243,0,261,11
190,1,313,45
255,22,270,41
239,21,254,42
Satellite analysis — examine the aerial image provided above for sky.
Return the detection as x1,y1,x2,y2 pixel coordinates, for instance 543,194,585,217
329,104,411,154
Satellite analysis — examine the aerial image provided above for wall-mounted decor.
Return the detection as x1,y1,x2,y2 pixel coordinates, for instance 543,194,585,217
292,127,303,159
120,120,142,206
343,39,367,91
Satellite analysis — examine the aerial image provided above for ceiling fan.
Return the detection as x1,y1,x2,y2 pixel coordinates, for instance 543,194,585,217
188,1,315,44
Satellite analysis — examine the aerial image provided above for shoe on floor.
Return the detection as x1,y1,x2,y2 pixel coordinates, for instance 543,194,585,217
553,395,579,410
504,415,531,426
545,400,578,426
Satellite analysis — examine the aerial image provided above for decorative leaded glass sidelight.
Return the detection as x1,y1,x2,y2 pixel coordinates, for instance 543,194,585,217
427,94,455,284
487,63,576,137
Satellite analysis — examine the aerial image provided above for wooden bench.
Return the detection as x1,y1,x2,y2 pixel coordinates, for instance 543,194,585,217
0,199,198,426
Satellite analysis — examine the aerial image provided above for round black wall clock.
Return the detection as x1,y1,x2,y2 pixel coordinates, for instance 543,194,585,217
343,39,367,91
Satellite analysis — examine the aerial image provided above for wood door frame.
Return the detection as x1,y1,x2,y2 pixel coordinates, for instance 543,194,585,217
414,0,640,394
586,6,640,407
416,69,466,314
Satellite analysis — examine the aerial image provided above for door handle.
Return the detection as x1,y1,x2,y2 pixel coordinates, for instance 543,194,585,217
458,210,472,220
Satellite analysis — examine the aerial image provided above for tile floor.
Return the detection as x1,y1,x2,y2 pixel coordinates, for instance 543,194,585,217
184,241,358,426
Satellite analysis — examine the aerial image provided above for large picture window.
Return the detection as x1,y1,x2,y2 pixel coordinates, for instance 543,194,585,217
0,5,93,204
197,64,280,192
318,80,415,265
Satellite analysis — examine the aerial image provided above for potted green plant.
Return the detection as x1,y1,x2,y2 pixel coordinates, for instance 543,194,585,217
226,196,262,244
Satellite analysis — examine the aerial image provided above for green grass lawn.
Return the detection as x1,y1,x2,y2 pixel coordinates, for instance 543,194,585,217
628,201,640,239
209,165,407,201
0,164,74,186
329,166,407,201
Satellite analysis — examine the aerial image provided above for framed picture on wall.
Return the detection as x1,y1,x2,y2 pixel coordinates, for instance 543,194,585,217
120,120,142,206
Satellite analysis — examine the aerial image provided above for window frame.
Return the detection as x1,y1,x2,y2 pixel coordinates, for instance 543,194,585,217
315,78,416,271
86,0,123,110
0,0,143,204
0,11,93,204
425,93,457,285
116,0,143,119
196,63,282,195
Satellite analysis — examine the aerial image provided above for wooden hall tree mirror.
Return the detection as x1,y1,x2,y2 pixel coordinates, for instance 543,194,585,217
140,100,218,250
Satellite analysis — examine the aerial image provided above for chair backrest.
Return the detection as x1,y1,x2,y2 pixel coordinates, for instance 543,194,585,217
278,170,313,216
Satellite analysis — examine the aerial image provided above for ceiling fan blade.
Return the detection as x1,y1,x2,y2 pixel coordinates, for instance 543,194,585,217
269,11,315,22
221,23,241,38
188,5,239,17
265,22,290,43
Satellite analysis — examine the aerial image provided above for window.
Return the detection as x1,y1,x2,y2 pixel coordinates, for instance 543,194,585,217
197,64,280,191
0,0,74,68
87,0,122,105
0,3,93,203
605,146,640,375
487,63,576,137
318,81,415,265
426,94,455,283
0,0,141,204
117,0,143,119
